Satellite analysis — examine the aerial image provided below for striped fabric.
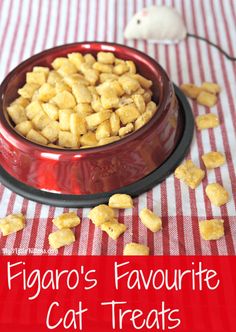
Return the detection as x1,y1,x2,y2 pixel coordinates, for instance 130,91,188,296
0,0,235,256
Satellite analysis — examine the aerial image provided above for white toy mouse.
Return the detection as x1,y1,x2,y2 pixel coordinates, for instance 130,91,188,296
124,6,187,44
124,5,236,61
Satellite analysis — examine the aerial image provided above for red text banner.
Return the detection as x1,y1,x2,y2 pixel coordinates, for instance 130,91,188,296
0,256,235,331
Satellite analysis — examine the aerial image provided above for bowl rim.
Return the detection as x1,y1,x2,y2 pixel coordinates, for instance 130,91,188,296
0,41,173,156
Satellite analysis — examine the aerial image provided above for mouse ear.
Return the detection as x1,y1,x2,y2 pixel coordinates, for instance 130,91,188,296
124,6,187,44
141,9,149,16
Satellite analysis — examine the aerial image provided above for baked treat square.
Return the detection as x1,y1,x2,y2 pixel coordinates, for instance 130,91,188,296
175,160,205,189
0,213,25,236
123,242,150,256
195,113,219,130
199,219,224,240
205,183,229,207
201,151,225,169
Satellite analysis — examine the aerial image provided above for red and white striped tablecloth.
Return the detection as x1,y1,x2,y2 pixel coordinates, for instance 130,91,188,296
0,0,235,255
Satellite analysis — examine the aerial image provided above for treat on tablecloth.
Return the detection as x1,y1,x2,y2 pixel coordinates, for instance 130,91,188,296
201,151,225,169
180,83,202,99
101,219,127,240
0,213,25,236
195,113,220,130
52,212,81,229
108,194,133,209
174,160,205,189
205,183,229,207
139,208,162,232
201,82,221,95
180,81,221,107
88,204,115,227
123,242,150,256
199,219,224,240
48,228,75,249
197,91,217,107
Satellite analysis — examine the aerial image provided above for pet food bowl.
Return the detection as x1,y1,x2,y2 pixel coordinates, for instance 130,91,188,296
0,42,194,207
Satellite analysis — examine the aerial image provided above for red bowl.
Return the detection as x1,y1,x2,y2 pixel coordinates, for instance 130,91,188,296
0,42,182,195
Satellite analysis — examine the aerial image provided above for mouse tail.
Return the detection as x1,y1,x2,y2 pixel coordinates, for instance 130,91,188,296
187,33,236,61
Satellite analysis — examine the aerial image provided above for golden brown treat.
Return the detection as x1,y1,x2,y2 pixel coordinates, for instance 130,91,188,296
41,121,60,143
38,83,56,102
123,243,150,256
58,131,79,148
72,84,92,104
134,110,153,130
68,52,84,70
132,94,146,114
57,62,77,77
52,57,70,70
48,228,75,249
47,71,62,85
26,129,48,145
70,113,87,136
108,194,133,209
59,109,73,131
175,160,205,189
101,219,127,240
15,120,33,136
12,96,30,108
26,71,46,85
195,113,219,130
146,101,157,113
201,151,225,169
97,51,115,64
100,73,119,83
118,75,140,94
32,112,51,130
80,132,98,146
84,68,99,85
101,91,119,109
52,91,76,109
84,53,96,65
110,113,120,135
55,81,71,94
42,103,59,120
205,183,229,207
98,136,120,146
143,90,152,103
53,212,81,229
0,213,25,236
197,91,217,107
118,123,134,137
126,60,136,74
7,105,27,124
48,143,63,149
113,63,129,75
33,66,50,76
95,120,111,140
25,101,43,120
139,208,162,233
93,62,113,73
201,82,221,95
180,83,202,99
64,73,89,87
18,83,40,99
76,103,93,117
86,110,111,130
199,219,224,240
88,204,115,227
116,104,139,125
134,74,152,89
